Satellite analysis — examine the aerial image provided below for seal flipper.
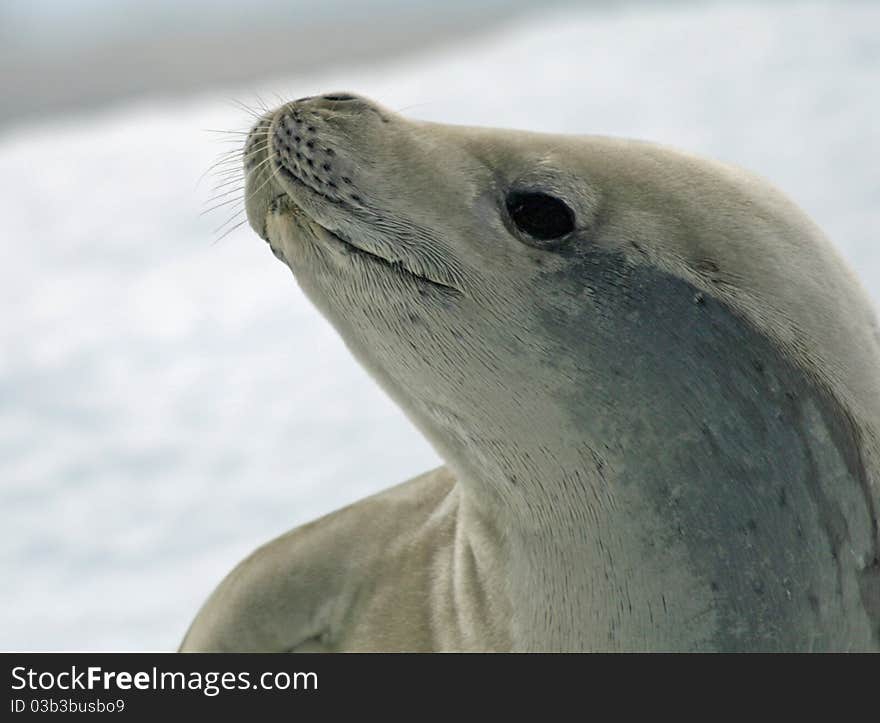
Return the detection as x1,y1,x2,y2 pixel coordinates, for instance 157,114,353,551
179,467,457,652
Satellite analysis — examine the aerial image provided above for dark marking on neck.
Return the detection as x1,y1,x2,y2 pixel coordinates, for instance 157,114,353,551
537,248,879,650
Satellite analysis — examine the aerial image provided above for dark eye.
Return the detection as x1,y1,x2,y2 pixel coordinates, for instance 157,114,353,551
506,191,575,242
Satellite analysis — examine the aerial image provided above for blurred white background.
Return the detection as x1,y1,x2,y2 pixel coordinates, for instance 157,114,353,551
1,0,878,650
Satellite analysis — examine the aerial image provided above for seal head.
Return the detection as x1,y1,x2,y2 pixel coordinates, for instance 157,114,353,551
240,93,880,651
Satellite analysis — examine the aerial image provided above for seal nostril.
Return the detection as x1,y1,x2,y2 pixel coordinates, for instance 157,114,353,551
322,93,357,102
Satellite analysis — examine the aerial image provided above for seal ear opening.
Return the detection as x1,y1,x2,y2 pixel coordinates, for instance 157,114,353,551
505,190,576,244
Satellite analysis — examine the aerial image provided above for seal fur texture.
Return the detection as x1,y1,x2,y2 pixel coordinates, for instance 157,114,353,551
182,94,880,651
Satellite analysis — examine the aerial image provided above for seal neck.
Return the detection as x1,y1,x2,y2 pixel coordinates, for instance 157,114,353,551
428,263,877,651
450,381,873,651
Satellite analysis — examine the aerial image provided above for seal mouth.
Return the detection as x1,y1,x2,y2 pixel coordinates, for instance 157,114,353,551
321,223,463,296
268,161,463,296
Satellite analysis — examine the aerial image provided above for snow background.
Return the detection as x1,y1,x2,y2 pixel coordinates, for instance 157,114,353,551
2,0,878,650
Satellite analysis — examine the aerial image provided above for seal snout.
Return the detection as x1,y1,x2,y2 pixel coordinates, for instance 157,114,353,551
244,92,465,294
270,114,358,207
242,93,375,245
267,94,376,210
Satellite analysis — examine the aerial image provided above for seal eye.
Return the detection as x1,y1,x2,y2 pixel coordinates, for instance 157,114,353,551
506,191,575,242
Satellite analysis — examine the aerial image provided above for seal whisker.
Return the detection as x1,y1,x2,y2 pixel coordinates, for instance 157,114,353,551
197,149,254,188
210,146,256,163
207,171,244,188
203,202,244,221
210,176,250,193
241,156,276,193
208,148,246,162
198,166,241,190
218,147,267,173
253,93,271,115
203,185,245,202
212,207,247,236
201,142,270,189
202,149,246,169
242,144,272,166
201,191,246,215
225,97,263,120
213,217,249,244
244,158,284,209
211,160,248,176
203,128,250,135
197,164,233,189
211,156,272,236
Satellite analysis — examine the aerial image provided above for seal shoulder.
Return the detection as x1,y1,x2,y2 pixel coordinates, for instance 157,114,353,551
179,467,457,652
